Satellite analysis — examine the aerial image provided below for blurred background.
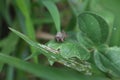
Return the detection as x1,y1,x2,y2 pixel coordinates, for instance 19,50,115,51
0,0,74,80
0,0,120,80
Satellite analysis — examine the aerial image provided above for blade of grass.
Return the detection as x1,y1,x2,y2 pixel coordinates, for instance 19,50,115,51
15,0,38,63
39,0,61,32
15,0,30,17
0,53,110,80
0,0,11,25
9,28,61,60
6,66,14,80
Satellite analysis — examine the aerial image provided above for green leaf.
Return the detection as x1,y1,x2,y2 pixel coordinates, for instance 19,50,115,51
94,50,109,73
15,0,35,40
40,0,61,32
78,13,101,44
9,28,60,59
105,47,120,71
15,0,37,63
15,0,30,17
47,40,90,60
0,53,66,80
89,0,114,44
94,47,120,77
76,31,94,49
89,13,110,43
78,12,109,45
46,37,92,74
96,0,120,46
0,53,110,80
89,0,114,27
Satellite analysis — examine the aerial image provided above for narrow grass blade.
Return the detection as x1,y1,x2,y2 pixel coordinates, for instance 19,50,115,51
0,53,110,80
9,28,60,59
15,0,30,17
15,0,38,62
40,0,61,32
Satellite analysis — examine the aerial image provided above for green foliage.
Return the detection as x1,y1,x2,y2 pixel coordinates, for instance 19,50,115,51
94,48,120,77
15,0,38,63
0,0,120,80
0,53,110,80
78,12,109,44
47,40,90,60
9,28,61,59
98,0,120,46
0,33,19,71
10,28,92,75
40,0,61,32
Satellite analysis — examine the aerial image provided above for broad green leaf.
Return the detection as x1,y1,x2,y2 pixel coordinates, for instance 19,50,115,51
78,13,101,44
40,0,61,32
94,47,120,77
94,50,109,73
99,53,120,77
89,13,110,43
0,53,110,80
89,0,114,44
98,0,120,46
105,47,120,70
76,31,94,49
47,40,90,60
47,39,91,74
96,44,108,53
78,12,109,44
89,0,114,27
47,40,92,74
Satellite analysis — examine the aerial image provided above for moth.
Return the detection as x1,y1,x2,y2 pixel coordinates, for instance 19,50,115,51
55,31,67,42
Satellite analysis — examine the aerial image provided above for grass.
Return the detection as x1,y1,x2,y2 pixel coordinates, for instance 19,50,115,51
0,0,120,80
